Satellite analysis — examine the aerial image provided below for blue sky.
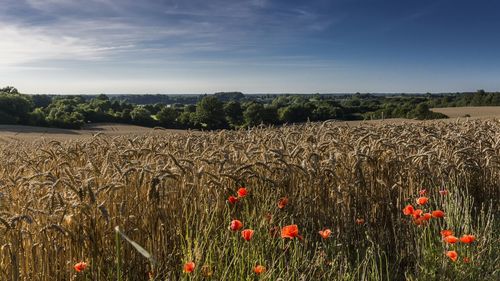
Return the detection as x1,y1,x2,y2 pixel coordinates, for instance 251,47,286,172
1,0,499,94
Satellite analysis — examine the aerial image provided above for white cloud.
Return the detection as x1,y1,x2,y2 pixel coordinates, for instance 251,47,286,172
0,17,220,66
0,0,336,68
0,24,109,66
24,0,118,13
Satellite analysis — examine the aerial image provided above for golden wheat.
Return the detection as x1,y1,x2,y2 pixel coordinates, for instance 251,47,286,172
0,120,499,280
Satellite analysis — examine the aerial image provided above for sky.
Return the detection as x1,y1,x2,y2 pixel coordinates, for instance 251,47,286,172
0,0,500,94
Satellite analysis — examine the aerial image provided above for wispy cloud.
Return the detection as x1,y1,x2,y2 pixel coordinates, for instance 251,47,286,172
0,0,337,67
0,24,109,65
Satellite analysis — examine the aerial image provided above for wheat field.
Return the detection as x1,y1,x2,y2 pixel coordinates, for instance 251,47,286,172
0,120,499,280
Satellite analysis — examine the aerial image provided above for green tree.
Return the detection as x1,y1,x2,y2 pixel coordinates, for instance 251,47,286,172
130,106,154,126
0,92,34,124
243,103,279,127
278,103,313,123
28,108,47,126
223,101,244,128
408,102,447,120
45,107,85,129
261,106,279,124
32,95,53,108
243,103,265,126
0,86,19,94
312,103,343,120
195,96,227,130
157,107,179,128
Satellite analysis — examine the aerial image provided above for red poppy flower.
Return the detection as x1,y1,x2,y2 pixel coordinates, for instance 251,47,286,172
446,251,458,262
237,187,248,198
412,209,423,219
443,235,459,244
281,224,299,239
403,204,415,215
241,229,254,241
356,218,365,225
422,213,432,221
318,229,332,239
277,197,288,209
253,265,266,275
463,257,470,263
432,210,445,218
439,189,448,196
228,195,238,204
460,234,476,244
413,217,427,226
230,219,243,231
416,197,428,205
183,261,195,273
74,262,87,272
419,189,427,195
440,230,453,237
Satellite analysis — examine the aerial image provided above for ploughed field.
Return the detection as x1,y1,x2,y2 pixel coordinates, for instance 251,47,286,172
0,120,499,280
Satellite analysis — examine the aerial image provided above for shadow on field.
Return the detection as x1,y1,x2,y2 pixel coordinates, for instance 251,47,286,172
0,125,80,135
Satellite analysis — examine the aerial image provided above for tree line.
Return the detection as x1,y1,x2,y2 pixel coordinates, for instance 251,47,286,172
1,86,499,130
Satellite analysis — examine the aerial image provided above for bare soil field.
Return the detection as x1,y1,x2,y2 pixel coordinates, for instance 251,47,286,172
0,123,191,142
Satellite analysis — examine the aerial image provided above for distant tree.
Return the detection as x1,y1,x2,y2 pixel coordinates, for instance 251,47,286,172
28,108,47,126
178,111,196,128
343,97,361,107
96,94,109,101
45,106,85,129
32,95,53,108
271,96,290,108
0,92,33,124
195,96,227,130
119,108,132,122
414,103,430,118
312,103,343,120
144,103,163,115
223,101,244,128
0,111,17,124
409,102,447,120
278,103,313,123
157,107,179,128
177,105,198,128
471,90,486,106
214,92,244,101
2,86,481,130
243,103,265,126
261,105,279,124
243,103,279,127
130,106,154,126
0,86,19,94
184,104,197,113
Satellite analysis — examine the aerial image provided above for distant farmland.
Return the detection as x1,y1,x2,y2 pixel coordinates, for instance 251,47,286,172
432,106,500,118
1,106,499,142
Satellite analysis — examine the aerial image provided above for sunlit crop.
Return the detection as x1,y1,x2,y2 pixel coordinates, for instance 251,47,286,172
0,120,498,280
